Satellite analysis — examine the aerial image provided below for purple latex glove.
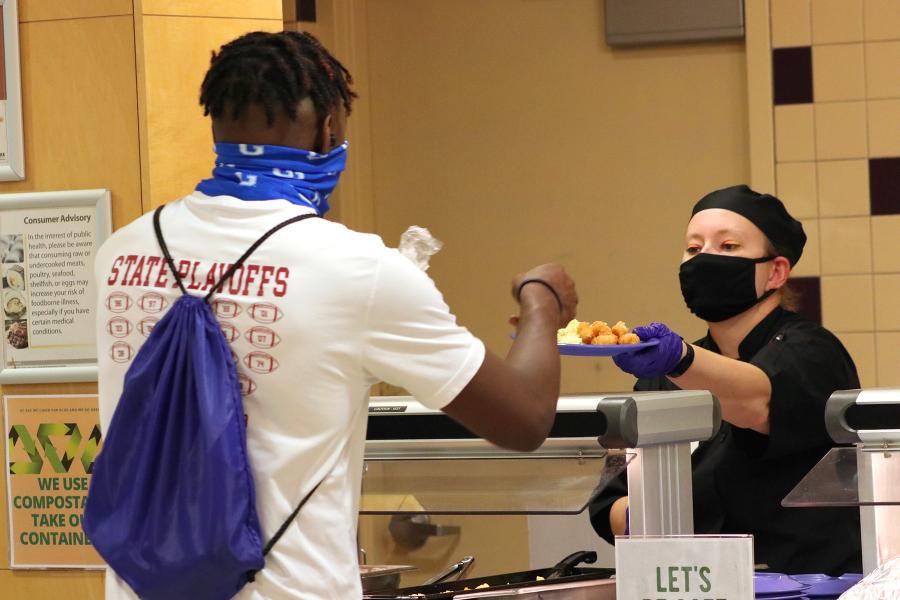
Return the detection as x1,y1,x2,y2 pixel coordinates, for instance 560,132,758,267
613,322,684,378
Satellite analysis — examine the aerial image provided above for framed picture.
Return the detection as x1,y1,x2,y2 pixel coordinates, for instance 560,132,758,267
0,0,23,181
0,189,111,383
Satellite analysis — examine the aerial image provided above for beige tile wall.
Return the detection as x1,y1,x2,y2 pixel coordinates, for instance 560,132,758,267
771,0,900,386
812,43,866,102
872,216,900,272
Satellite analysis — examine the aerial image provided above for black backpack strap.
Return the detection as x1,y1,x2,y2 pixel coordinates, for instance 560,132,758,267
206,212,319,301
264,479,323,556
246,478,324,583
153,206,188,295
152,204,318,300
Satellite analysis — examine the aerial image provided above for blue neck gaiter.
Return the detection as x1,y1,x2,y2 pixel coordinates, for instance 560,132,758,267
196,141,349,215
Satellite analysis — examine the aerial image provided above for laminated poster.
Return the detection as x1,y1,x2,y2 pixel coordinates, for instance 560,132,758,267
1,208,95,366
4,394,104,568
0,189,111,382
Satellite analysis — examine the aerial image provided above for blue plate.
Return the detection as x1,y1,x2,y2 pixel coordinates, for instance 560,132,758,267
558,339,659,356
792,576,858,597
755,573,810,595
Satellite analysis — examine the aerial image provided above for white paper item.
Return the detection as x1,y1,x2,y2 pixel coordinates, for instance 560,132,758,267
398,226,442,271
839,555,900,600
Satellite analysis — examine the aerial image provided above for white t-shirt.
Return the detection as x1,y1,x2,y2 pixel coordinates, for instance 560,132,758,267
94,192,485,599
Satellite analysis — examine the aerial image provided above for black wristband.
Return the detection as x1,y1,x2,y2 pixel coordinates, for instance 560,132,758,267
515,278,563,314
667,341,695,377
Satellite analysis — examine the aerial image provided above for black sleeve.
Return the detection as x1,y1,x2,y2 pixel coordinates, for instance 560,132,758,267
587,375,671,544
741,324,860,459
589,474,626,545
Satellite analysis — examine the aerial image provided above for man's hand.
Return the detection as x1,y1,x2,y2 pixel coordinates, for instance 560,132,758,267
444,263,576,451
511,263,578,327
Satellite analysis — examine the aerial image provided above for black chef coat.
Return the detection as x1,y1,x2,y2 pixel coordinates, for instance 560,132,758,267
589,307,862,575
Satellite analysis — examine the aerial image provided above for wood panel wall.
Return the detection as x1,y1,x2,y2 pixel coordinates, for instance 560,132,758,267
0,2,140,594
0,1,282,597
134,0,282,209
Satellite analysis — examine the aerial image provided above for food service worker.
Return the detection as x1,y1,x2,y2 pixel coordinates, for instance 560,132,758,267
590,185,862,575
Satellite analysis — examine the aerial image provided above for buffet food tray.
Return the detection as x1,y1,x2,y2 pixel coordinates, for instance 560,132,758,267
450,578,616,599
365,573,615,600
364,551,614,600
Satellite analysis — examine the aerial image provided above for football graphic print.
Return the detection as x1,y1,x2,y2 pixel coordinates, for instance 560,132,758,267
139,292,167,314
243,351,279,374
246,326,281,349
138,317,158,337
212,298,241,319
238,374,257,396
248,302,283,324
107,317,133,338
105,292,132,313
110,341,134,363
219,322,240,342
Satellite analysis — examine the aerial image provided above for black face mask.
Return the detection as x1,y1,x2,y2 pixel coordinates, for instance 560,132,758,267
679,253,776,322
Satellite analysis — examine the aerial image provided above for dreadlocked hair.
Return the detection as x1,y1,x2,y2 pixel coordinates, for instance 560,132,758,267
199,30,356,126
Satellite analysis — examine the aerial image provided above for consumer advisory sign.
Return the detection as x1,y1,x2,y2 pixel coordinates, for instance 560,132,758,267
0,189,111,383
4,394,104,568
615,535,754,600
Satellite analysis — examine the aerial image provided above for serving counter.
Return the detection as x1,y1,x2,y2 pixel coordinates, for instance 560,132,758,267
357,387,898,598
784,387,900,576
357,391,721,597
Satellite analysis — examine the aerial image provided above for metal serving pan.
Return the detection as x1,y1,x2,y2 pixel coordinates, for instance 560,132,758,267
361,564,418,594
451,577,616,599
364,551,613,600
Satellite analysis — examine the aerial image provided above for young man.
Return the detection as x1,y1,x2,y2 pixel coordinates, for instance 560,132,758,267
591,185,861,574
95,31,577,599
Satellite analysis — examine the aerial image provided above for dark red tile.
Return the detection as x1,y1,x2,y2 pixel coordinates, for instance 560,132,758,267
787,276,821,325
773,47,814,105
297,0,317,22
870,157,900,216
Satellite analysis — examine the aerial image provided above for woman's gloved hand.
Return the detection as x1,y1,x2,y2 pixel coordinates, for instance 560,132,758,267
613,322,684,378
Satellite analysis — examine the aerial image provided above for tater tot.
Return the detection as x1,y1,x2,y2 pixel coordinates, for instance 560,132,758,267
591,333,619,345
617,332,641,345
591,320,612,337
577,321,594,344
611,321,629,337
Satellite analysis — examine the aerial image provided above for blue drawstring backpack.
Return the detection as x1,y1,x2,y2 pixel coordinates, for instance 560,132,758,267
84,205,319,600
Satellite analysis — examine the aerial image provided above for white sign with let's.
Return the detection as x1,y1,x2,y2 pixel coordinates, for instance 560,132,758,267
615,535,754,600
